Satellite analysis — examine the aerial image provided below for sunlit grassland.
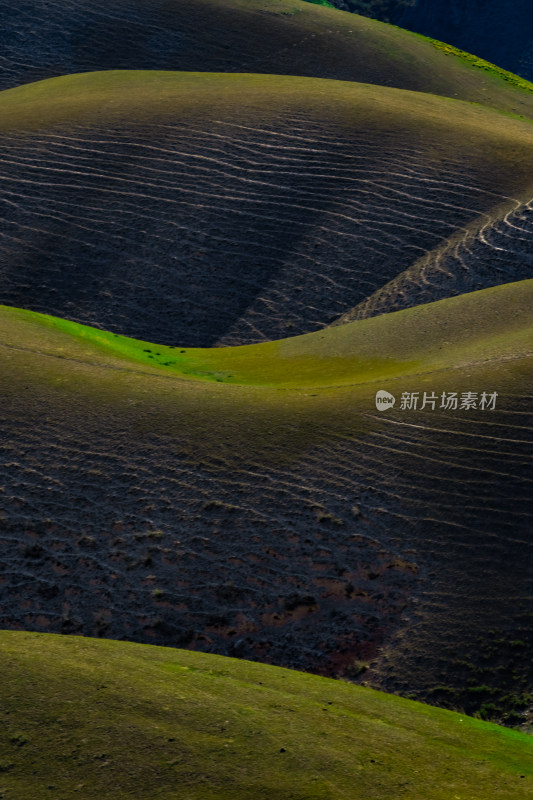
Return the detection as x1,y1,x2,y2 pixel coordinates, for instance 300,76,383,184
0,631,531,799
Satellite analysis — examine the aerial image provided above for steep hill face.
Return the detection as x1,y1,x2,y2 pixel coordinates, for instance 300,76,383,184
395,0,533,82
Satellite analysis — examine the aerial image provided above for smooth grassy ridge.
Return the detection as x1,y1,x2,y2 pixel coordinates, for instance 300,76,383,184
425,37,533,97
1,279,531,390
3,67,533,143
0,631,531,799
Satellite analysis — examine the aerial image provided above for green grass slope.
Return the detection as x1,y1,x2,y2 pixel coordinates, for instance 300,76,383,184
1,278,531,390
0,631,531,800
2,68,533,142
2,0,533,120
0,280,530,484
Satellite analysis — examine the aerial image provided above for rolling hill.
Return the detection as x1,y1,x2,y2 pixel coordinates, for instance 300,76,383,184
1,0,533,121
0,280,531,723
0,0,531,762
1,70,533,346
0,631,531,799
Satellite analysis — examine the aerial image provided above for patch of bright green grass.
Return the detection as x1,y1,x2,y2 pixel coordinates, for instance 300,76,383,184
0,630,531,799
1,279,531,389
426,37,533,96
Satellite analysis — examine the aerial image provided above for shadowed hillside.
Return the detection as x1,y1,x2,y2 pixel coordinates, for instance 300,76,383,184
335,200,533,323
0,0,532,742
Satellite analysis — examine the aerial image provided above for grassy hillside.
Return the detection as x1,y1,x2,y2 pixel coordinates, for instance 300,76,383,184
0,631,531,799
395,0,533,84
1,0,533,120
1,278,531,388
0,0,532,741
3,67,533,138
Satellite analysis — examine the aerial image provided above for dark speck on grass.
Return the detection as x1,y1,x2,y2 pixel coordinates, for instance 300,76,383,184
180,350,186,353
280,748,286,753
143,349,151,353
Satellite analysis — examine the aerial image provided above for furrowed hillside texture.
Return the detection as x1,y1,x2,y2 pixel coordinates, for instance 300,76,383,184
1,72,533,346
335,201,533,323
0,0,532,734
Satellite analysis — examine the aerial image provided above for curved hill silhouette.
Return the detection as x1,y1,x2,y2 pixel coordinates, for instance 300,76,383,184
0,631,531,799
335,199,533,323
0,280,531,722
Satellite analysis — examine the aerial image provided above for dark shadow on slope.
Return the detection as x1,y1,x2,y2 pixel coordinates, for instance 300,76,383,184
0,345,530,725
0,0,373,91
